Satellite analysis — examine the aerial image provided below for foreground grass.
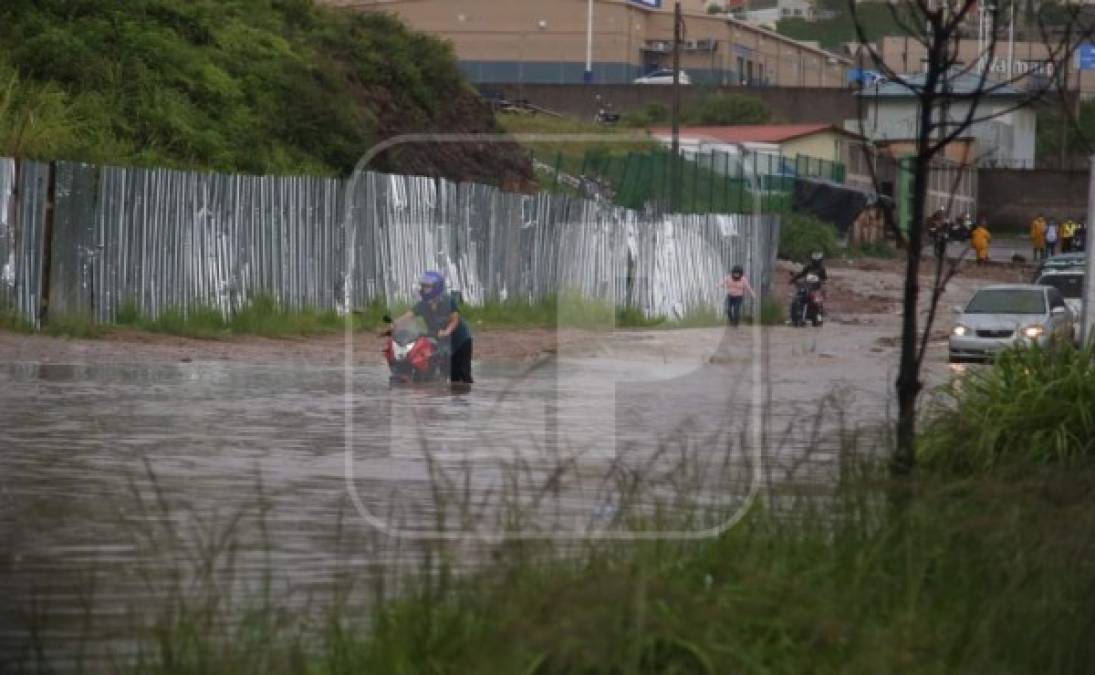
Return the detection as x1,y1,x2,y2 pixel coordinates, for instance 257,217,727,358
919,343,1095,474
343,473,1095,674
95,464,1095,675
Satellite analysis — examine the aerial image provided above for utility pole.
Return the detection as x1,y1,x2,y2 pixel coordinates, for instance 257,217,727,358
1082,154,1095,344
1007,0,1015,79
1060,54,1071,168
671,0,682,211
585,0,594,84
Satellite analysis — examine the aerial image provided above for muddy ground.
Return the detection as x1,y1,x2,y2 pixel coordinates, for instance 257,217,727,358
0,253,1031,368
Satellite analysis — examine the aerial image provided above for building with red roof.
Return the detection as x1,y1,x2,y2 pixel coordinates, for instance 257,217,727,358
648,124,863,164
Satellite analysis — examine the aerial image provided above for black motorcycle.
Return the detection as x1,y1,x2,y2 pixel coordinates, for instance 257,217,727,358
790,274,824,327
947,220,971,242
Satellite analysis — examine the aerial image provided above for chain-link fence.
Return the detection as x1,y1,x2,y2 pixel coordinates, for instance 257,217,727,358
531,147,846,215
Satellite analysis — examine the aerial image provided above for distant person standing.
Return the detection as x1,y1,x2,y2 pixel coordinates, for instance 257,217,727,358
1030,214,1047,260
971,218,992,264
1046,219,1060,257
721,264,755,328
1076,221,1087,252
1061,218,1077,253
926,208,947,258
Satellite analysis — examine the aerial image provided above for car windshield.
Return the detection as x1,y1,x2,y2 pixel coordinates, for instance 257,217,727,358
965,289,1046,314
1037,274,1084,299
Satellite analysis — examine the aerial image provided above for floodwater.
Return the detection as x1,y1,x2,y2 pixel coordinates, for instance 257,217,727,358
0,328,890,669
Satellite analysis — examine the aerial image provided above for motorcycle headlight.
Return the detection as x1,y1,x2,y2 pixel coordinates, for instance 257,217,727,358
952,325,968,337
1021,325,1044,339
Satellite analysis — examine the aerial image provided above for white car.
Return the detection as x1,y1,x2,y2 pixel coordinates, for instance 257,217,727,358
633,69,691,85
1035,267,1084,316
948,284,1076,363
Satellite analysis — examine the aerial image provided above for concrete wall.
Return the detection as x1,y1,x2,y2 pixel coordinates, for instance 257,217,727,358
488,83,858,124
978,169,1089,229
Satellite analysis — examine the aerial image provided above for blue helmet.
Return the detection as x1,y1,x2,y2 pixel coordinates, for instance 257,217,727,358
418,271,445,301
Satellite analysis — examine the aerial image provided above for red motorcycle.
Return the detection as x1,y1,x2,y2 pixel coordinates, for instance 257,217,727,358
790,273,825,327
382,316,447,383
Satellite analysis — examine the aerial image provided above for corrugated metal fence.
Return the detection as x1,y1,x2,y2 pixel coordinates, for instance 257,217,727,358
0,158,779,328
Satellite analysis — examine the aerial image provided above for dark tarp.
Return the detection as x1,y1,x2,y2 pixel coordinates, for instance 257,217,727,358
792,178,893,235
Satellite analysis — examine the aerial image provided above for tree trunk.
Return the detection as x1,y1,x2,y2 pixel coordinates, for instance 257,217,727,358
893,158,928,475
893,75,939,476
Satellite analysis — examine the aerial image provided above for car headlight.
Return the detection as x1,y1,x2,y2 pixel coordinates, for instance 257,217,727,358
1021,325,1044,339
952,325,968,336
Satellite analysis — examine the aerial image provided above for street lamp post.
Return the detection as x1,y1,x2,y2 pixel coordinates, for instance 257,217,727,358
585,0,594,83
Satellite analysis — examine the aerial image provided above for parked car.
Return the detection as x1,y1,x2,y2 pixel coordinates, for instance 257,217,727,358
633,69,691,85
1034,267,1085,316
1032,252,1086,281
949,284,1075,363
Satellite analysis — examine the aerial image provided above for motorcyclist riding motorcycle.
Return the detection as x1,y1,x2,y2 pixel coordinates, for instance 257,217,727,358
791,251,828,284
789,251,826,327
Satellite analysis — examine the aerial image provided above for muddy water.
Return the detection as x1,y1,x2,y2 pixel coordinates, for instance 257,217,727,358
0,328,892,668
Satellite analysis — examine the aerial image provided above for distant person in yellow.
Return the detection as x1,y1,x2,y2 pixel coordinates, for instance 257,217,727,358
1061,218,1077,252
971,217,992,264
1030,214,1047,260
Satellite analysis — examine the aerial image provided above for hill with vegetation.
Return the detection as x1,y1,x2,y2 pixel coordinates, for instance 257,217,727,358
777,1,914,50
0,0,531,186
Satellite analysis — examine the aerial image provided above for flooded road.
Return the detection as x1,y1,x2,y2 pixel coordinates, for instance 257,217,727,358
0,315,940,669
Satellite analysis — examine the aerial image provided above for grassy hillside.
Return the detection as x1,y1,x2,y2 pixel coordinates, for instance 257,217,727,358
0,0,531,185
777,1,915,50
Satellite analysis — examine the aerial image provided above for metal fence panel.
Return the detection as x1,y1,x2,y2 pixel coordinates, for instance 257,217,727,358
2,157,780,326
0,160,50,328
0,158,15,317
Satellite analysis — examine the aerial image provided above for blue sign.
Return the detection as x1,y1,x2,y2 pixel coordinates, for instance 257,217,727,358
1078,43,1095,70
628,0,663,8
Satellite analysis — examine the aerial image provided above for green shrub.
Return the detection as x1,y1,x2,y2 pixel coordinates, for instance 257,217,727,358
615,305,666,328
620,102,670,128
682,93,770,126
145,305,228,339
0,1,469,175
756,296,785,325
778,213,839,262
43,312,102,338
115,300,142,326
919,343,1095,474
0,307,35,333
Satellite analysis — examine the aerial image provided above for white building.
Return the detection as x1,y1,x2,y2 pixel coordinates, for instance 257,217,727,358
736,0,816,26
853,71,1037,168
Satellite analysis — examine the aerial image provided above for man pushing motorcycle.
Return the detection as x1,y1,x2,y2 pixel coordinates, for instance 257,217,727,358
382,271,474,385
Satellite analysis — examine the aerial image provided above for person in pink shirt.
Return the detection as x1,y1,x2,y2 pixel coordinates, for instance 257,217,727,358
721,264,755,327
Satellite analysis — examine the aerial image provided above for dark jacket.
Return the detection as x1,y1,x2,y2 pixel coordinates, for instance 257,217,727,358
792,259,828,283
